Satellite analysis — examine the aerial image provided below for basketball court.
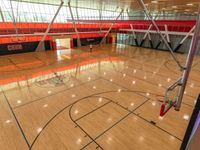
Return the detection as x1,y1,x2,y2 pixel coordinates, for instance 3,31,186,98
0,0,200,150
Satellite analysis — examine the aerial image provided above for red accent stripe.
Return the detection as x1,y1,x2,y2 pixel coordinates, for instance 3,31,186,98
0,20,195,44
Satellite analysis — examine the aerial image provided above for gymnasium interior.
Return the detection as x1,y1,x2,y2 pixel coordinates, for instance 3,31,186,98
0,0,200,150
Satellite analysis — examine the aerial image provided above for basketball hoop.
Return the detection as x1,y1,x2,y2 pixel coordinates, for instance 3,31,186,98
160,77,182,116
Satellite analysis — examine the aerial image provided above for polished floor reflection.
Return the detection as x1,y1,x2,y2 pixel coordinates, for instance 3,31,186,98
0,44,199,150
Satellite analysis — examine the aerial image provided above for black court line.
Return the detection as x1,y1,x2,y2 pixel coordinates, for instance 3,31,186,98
29,89,145,149
69,104,104,150
94,95,182,141
1,90,31,149
80,112,132,150
80,97,150,149
33,55,48,65
93,80,193,140
7,50,196,110
108,57,180,88
3,51,196,149
121,54,200,86
3,50,83,72
100,77,194,109
117,69,169,89
29,90,120,149
80,94,183,148
7,57,21,70
13,77,101,110
6,56,46,71
0,52,66,73
98,96,182,141
74,101,112,122
124,60,179,80
133,113,182,141
87,53,197,105
69,94,148,148
29,89,184,149
91,53,178,87
102,71,195,108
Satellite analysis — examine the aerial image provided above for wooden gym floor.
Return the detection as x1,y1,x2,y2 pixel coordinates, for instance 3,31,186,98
0,44,199,150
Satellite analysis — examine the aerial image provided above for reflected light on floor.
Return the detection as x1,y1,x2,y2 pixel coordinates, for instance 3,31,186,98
152,101,156,106
48,91,52,94
98,97,103,102
43,104,48,108
74,110,79,115
183,114,190,121
130,102,134,106
5,120,12,124
107,137,113,144
146,93,150,96
76,138,82,145
37,128,42,133
17,100,22,104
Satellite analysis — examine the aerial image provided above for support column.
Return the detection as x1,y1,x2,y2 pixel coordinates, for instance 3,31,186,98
130,24,138,46
99,1,103,34
36,0,64,51
9,0,19,37
140,24,152,46
68,1,81,47
164,24,171,47
147,31,154,48
155,34,166,49
156,25,171,49
175,7,200,111
100,8,124,45
127,9,139,46
174,25,195,52
0,6,5,22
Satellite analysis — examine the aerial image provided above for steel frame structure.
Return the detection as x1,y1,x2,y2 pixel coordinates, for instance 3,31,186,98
174,25,196,52
175,6,200,111
0,5,5,22
138,0,183,69
68,0,81,47
100,8,124,45
9,0,19,37
36,0,64,51
120,28,195,37
138,0,200,113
